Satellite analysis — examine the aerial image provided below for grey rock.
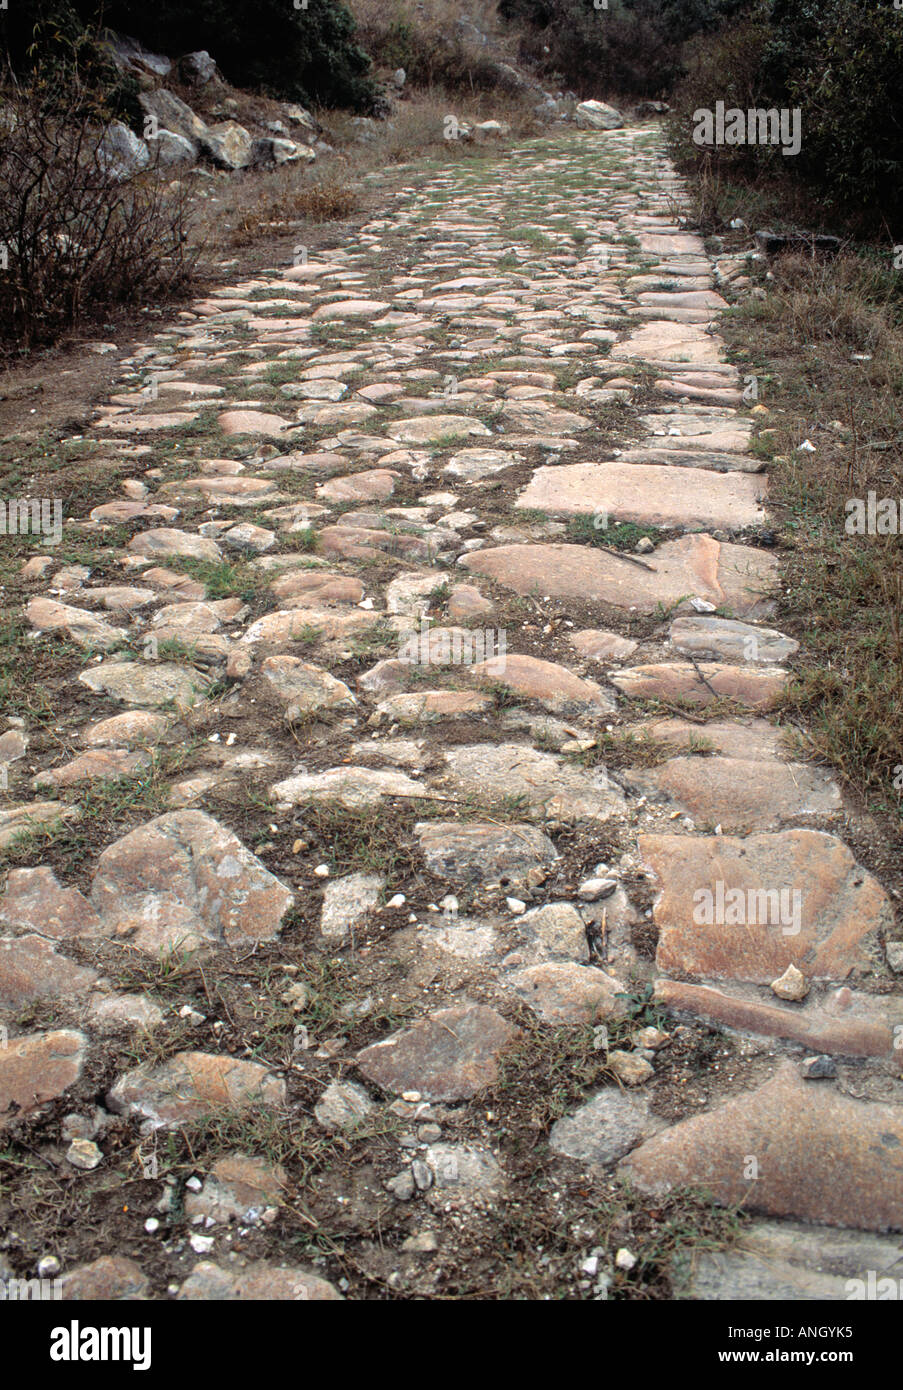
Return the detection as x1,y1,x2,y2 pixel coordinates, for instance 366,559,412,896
550,1090,663,1166
178,50,218,85
415,820,559,888
98,122,149,182
314,1080,375,1132
319,872,385,942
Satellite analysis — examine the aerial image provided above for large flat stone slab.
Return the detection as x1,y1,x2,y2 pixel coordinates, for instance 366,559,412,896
462,536,777,618
611,663,787,709
640,830,891,982
517,461,766,529
620,1062,903,1231
670,616,798,664
629,754,841,829
0,1030,88,1128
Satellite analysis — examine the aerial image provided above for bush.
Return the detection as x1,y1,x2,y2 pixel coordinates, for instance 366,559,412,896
499,0,748,97
349,1,513,94
68,0,380,112
670,0,903,227
0,87,196,350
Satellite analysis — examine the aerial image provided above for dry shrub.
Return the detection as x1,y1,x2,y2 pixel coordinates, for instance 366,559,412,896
0,89,196,351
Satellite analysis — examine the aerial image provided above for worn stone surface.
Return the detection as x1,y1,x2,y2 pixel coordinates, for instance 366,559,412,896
59,1256,151,1301
107,1052,286,1128
655,980,895,1058
0,934,98,1006
319,872,384,942
435,744,625,823
0,1030,88,1127
630,755,842,829
641,830,890,982
620,1062,903,1231
415,821,559,887
356,1005,519,1101
90,811,294,954
505,962,626,1023
179,1260,342,1300
550,1090,664,1166
462,536,777,618
0,866,104,939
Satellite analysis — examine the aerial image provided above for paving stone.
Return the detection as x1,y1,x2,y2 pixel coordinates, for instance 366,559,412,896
128,528,222,562
620,1061,903,1231
81,712,171,747
435,743,624,823
183,1154,286,1222
376,690,493,723
271,765,430,810
641,829,890,982
356,1004,519,1101
0,867,104,939
388,415,492,445
670,616,798,664
314,1080,376,1132
629,754,842,829
517,460,766,529
569,629,638,662
0,1030,88,1128
470,653,616,713
269,572,364,605
58,1257,150,1300
317,469,398,502
26,597,128,650
550,1090,665,1166
655,981,895,1058
34,748,151,789
611,663,787,709
319,872,385,942
88,992,164,1032
179,1260,342,1300
260,656,355,717
107,1052,286,1128
462,536,777,618
505,962,627,1023
415,820,559,887
633,717,785,761
90,810,294,954
424,1143,503,1208
218,410,297,438
0,934,98,1007
78,661,209,710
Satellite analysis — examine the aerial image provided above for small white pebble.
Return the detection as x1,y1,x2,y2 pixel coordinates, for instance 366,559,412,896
185,1176,203,1193
615,1248,637,1271
506,897,526,914
144,1218,160,1234
387,893,406,908
314,864,330,878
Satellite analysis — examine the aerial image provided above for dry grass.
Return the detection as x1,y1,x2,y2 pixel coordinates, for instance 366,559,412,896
720,252,903,827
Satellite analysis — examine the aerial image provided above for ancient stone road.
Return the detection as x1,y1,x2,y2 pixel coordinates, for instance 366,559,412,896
3,127,903,1299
